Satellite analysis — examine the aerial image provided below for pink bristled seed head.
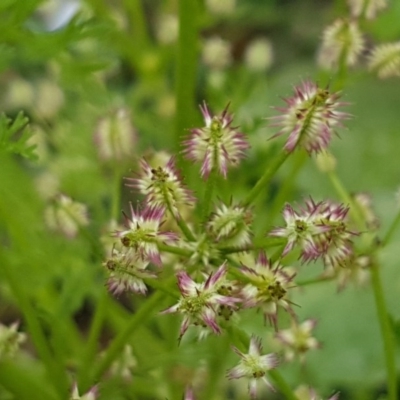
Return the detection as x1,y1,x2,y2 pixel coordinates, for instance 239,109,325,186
116,203,178,266
183,102,250,179
161,262,241,341
125,156,196,217
269,81,351,155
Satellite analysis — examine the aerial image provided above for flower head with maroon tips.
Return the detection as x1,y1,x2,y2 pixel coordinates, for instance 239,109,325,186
275,319,320,362
183,102,249,179
161,263,240,341
126,156,196,218
270,81,351,154
240,252,296,328
270,198,357,267
71,383,98,400
104,247,156,295
227,336,279,399
295,386,340,400
116,204,178,266
184,386,196,400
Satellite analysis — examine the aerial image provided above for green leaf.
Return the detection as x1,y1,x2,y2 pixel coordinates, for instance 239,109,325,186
0,112,37,160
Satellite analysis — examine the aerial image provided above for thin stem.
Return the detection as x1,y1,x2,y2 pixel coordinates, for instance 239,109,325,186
164,197,196,241
91,287,169,382
296,276,333,287
328,173,397,398
327,171,365,229
268,370,298,400
201,168,217,221
157,242,192,257
202,339,230,399
1,255,68,399
78,291,108,392
370,264,398,400
269,151,308,220
216,237,286,254
243,151,290,207
111,165,122,222
381,206,400,247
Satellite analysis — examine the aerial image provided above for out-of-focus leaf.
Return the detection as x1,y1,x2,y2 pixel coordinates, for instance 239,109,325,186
0,112,37,160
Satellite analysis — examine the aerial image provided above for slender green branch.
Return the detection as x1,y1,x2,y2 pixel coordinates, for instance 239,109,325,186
381,206,400,247
268,370,298,400
296,276,333,287
1,256,68,398
243,151,290,207
201,168,217,221
164,196,196,242
370,264,398,400
111,166,122,222
327,171,365,228
91,287,170,382
269,151,308,220
218,238,285,254
78,291,108,392
157,242,192,257
0,361,58,400
328,173,397,398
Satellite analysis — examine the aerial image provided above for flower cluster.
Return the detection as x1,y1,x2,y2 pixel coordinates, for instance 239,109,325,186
99,86,369,398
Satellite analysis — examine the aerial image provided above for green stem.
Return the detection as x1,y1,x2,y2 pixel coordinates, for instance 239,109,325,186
164,197,196,242
327,171,365,229
0,361,58,400
268,370,298,400
202,339,230,400
201,168,217,221
296,276,333,287
243,151,290,207
381,206,400,247
328,173,397,399
78,291,108,392
111,166,122,222
90,288,169,382
269,151,307,220
157,242,192,257
175,0,199,152
370,264,398,400
1,255,68,399
218,237,285,254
